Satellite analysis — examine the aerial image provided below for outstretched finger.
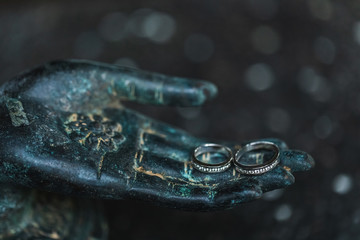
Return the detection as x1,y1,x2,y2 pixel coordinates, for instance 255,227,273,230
55,59,218,107
109,64,218,106
1,60,217,112
279,150,315,173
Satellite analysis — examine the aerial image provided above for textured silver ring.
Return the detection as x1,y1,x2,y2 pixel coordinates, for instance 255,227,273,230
192,143,233,173
234,141,280,175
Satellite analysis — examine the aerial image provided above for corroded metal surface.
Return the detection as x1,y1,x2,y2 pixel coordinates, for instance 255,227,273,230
0,60,313,238
0,184,107,240
0,60,313,239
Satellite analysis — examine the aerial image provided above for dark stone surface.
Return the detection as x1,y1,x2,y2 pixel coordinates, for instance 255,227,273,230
0,0,357,239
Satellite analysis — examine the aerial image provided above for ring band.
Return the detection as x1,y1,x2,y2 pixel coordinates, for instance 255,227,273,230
192,143,233,173
234,141,280,175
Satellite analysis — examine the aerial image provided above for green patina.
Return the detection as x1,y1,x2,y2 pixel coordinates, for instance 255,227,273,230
0,60,314,239
5,98,29,127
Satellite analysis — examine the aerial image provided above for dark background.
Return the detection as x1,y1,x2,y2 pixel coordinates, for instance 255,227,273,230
1,1,360,239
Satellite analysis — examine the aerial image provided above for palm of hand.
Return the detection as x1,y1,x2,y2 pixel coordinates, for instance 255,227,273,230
0,60,314,210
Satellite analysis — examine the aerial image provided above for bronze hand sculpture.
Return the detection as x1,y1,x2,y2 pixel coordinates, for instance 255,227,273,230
0,60,314,238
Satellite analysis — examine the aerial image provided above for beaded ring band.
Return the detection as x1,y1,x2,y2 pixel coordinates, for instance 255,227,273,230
192,143,233,173
234,141,280,175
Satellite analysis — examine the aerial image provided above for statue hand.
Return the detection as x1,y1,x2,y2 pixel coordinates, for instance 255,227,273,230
0,60,314,210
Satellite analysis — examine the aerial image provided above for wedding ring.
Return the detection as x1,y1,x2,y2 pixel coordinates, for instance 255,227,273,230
192,143,233,173
234,141,280,175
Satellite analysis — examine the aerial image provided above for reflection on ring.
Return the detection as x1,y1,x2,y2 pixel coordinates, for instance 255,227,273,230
234,141,280,175
192,143,233,173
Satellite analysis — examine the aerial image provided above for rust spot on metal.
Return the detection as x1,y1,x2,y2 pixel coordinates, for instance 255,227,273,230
139,130,145,146
133,166,165,180
184,161,188,174
102,116,110,122
64,112,125,180
145,128,166,138
234,144,242,150
134,151,138,160
114,122,122,133
38,231,61,239
138,151,144,163
5,98,30,127
48,232,61,239
68,113,78,122
138,127,167,147
78,131,92,145
283,166,291,172
88,113,95,122
96,137,105,151
97,155,105,179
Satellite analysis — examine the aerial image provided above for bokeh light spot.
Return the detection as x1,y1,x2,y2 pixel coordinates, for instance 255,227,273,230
251,25,281,54
263,189,284,201
313,115,333,139
333,174,353,195
307,0,333,20
245,63,275,91
274,204,292,221
142,12,176,43
313,36,336,64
